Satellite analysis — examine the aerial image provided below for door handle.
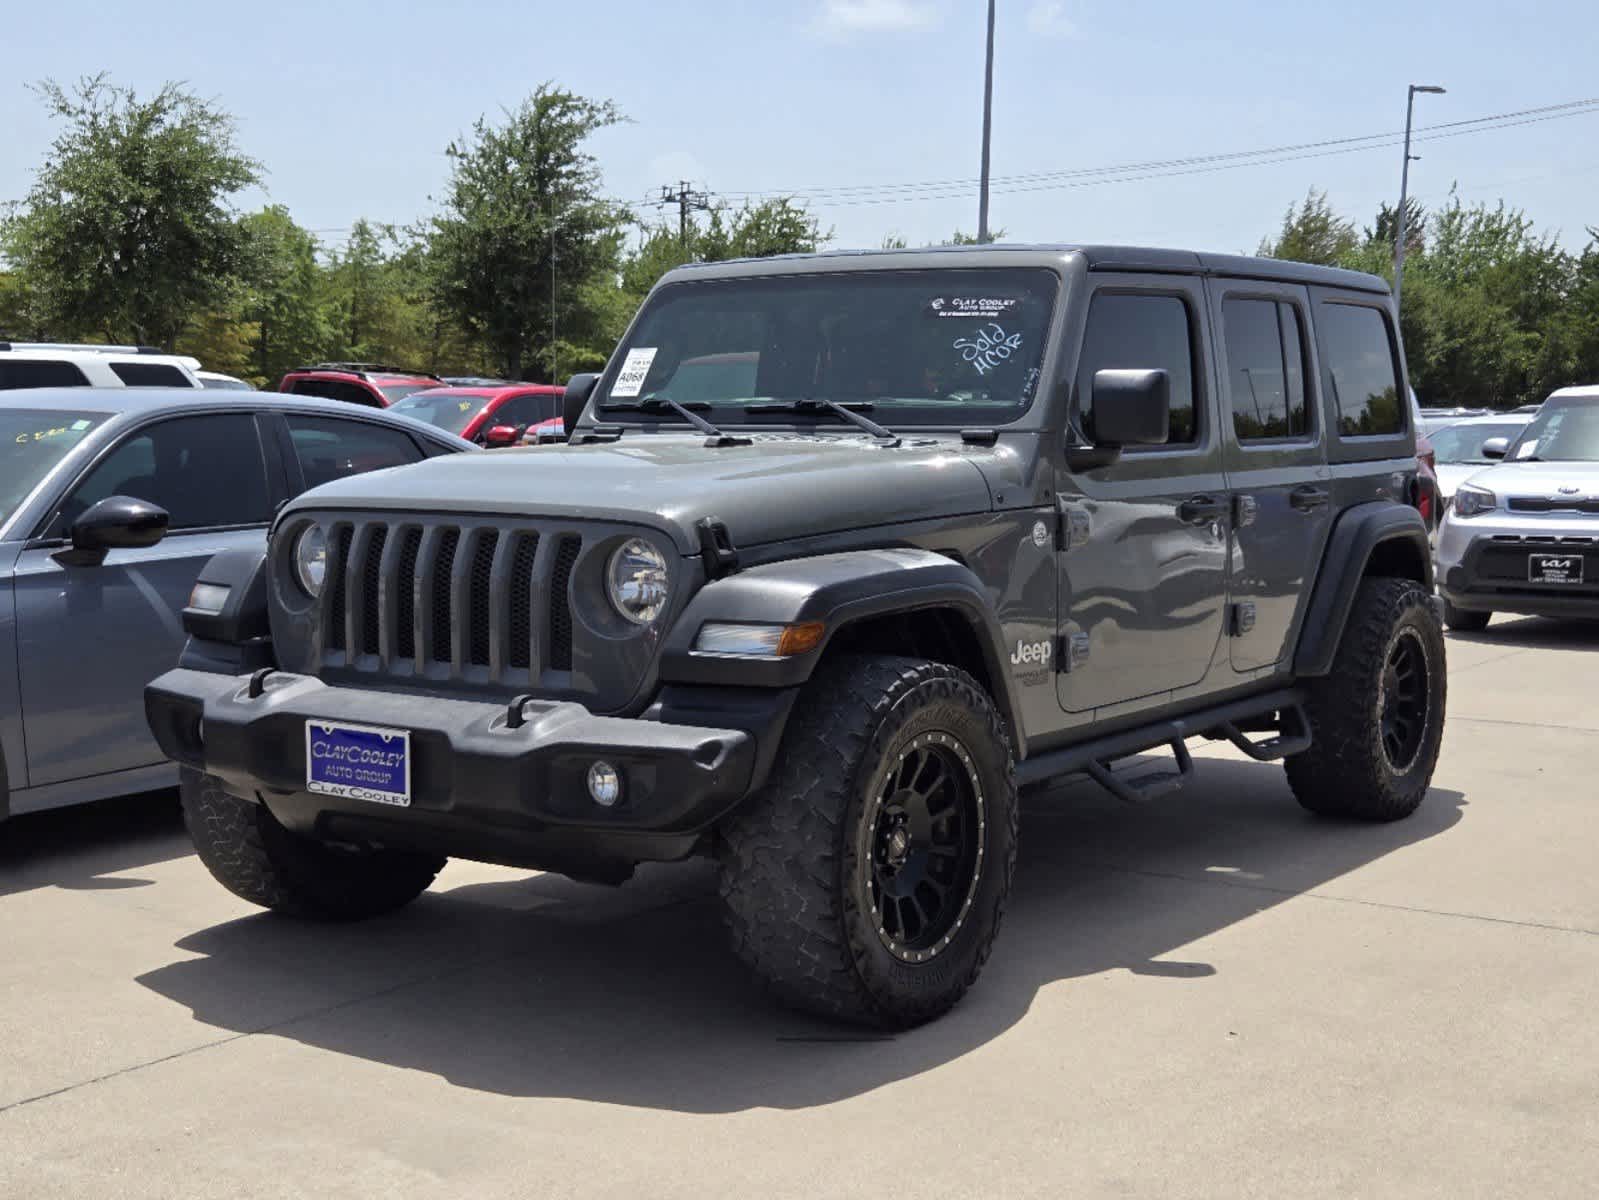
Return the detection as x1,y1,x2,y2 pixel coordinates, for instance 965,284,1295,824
1177,495,1227,525
1289,485,1330,512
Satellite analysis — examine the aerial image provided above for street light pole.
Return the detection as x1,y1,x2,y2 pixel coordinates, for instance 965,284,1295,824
1394,83,1445,313
977,0,996,243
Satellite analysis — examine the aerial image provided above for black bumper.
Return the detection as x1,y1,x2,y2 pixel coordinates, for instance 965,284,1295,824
146,668,767,862
1441,551,1599,619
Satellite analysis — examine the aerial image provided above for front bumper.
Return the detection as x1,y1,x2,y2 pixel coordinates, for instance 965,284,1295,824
1436,510,1599,618
146,668,760,861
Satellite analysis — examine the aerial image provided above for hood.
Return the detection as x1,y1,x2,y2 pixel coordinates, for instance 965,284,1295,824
1434,461,1496,500
1453,459,1599,503
286,433,998,553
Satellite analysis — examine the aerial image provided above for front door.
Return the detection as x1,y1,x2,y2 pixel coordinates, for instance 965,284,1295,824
14,413,273,786
1056,276,1230,713
1206,279,1333,672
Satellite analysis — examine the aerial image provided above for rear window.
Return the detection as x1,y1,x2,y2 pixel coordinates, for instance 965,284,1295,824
0,360,91,389
287,378,381,407
1319,303,1403,437
109,361,193,387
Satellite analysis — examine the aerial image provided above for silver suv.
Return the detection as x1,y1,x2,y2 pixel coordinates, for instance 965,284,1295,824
1437,385,1599,629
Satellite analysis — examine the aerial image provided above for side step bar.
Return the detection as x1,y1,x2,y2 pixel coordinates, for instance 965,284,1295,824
1016,688,1306,798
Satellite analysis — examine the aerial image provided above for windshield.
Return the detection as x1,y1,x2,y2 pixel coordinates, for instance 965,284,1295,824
0,409,110,529
1429,421,1528,464
602,268,1058,425
379,383,433,405
1508,399,1599,462
388,390,487,435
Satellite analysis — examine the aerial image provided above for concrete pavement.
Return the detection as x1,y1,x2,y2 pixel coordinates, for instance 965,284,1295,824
2,615,1595,1198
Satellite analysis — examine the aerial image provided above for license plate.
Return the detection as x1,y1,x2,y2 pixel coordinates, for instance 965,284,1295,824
306,721,411,807
1529,553,1584,584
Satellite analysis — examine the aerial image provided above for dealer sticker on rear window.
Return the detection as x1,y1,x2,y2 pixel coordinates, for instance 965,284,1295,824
611,347,658,398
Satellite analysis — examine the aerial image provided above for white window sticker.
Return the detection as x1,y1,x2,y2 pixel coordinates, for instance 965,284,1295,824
610,347,658,398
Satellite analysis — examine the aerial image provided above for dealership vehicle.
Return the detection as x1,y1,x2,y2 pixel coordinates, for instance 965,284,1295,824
148,245,1444,1027
0,343,203,390
197,370,253,390
277,363,444,408
1436,385,1599,630
388,383,565,446
1426,413,1534,511
0,389,473,822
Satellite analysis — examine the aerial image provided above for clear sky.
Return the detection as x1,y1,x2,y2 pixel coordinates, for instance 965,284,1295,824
5,0,1596,256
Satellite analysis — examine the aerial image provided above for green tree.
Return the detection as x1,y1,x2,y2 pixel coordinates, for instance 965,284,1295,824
1,75,260,348
236,206,332,384
427,85,629,380
1259,189,1359,266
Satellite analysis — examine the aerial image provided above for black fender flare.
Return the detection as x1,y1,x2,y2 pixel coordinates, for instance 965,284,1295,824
1293,501,1433,677
659,547,1024,744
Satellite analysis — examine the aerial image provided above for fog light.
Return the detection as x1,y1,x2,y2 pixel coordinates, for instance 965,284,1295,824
587,761,622,807
188,582,230,613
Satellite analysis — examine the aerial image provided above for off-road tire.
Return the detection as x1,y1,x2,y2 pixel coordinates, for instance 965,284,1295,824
718,656,1018,1029
1286,577,1446,821
1441,598,1491,632
180,767,444,919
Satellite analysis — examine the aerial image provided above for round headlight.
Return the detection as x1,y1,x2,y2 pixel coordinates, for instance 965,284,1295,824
293,526,328,597
606,538,669,625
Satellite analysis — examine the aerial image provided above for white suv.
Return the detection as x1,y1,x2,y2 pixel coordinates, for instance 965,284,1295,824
0,343,203,390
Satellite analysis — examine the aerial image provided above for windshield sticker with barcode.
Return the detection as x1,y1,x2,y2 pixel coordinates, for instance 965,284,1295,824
954,324,1025,375
926,296,1020,320
611,347,659,398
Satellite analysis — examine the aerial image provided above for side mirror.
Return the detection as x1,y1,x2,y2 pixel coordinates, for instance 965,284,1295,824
1480,437,1509,460
562,373,600,439
482,424,522,448
1090,369,1171,447
59,496,169,566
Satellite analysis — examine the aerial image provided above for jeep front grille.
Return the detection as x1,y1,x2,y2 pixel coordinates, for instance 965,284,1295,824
316,516,583,687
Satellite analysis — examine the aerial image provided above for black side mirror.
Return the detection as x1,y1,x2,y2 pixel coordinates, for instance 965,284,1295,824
58,496,169,566
1091,369,1171,447
1480,436,1509,460
561,373,600,440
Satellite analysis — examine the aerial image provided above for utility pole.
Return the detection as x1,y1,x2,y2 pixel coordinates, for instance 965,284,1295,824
549,201,557,384
977,0,996,243
656,180,713,249
1394,83,1446,313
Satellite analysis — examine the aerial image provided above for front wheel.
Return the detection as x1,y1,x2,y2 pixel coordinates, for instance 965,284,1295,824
718,656,1018,1028
1286,577,1446,821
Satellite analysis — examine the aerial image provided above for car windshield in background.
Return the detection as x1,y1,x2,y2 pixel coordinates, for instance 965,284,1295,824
603,269,1058,425
0,409,109,528
1509,399,1599,462
379,383,433,404
1429,421,1528,463
388,390,485,435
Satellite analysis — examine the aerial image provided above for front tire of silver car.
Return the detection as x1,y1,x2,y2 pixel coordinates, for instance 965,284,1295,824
180,767,445,920
1441,598,1491,632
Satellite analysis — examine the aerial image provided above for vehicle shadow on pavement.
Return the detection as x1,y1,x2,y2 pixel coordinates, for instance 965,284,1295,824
1448,615,1599,651
0,789,186,898
136,757,1465,1112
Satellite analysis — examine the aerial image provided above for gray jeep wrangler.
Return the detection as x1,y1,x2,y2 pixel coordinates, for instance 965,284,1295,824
147,245,1446,1028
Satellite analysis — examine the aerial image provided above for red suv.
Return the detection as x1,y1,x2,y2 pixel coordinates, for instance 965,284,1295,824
387,383,565,446
277,363,444,408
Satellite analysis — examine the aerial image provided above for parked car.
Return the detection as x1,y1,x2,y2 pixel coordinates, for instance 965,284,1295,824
387,383,565,446
440,376,512,387
1426,414,1535,511
197,370,253,390
0,343,202,390
0,388,474,822
277,363,443,408
1436,385,1599,629
149,244,1444,1028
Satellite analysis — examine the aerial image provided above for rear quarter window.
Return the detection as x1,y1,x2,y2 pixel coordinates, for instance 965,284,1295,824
0,360,91,389
109,361,194,387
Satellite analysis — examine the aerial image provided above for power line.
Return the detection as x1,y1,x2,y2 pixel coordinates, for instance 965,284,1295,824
650,180,713,245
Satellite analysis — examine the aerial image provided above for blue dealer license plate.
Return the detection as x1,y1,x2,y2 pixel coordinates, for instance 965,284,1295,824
306,721,411,807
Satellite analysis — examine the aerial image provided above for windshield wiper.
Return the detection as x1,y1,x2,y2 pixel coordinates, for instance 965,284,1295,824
743,398,900,446
602,395,750,447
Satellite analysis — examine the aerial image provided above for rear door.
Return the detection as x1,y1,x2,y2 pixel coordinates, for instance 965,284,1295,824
1207,279,1333,672
1055,276,1230,713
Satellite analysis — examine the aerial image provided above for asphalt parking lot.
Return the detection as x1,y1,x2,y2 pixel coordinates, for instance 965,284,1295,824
3,618,1596,1199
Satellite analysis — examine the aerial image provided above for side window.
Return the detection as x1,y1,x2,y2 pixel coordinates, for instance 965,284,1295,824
494,395,542,428
1223,298,1311,441
55,414,269,534
1319,303,1403,437
109,361,193,387
1076,292,1198,446
0,360,91,389
286,416,422,490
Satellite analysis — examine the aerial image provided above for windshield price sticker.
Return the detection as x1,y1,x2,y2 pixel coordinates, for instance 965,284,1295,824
926,296,1020,320
611,347,659,398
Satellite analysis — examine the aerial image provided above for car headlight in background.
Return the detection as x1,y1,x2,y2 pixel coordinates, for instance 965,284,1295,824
293,526,328,597
1453,486,1497,518
607,538,669,624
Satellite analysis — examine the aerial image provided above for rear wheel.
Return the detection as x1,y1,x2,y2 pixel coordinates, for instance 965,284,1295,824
180,768,444,919
1287,577,1446,821
1441,598,1491,632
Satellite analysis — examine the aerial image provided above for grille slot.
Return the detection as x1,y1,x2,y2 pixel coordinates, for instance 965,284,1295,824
360,527,388,656
468,532,499,666
430,529,460,663
395,528,421,661
549,535,581,671
508,534,539,669
326,526,354,652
